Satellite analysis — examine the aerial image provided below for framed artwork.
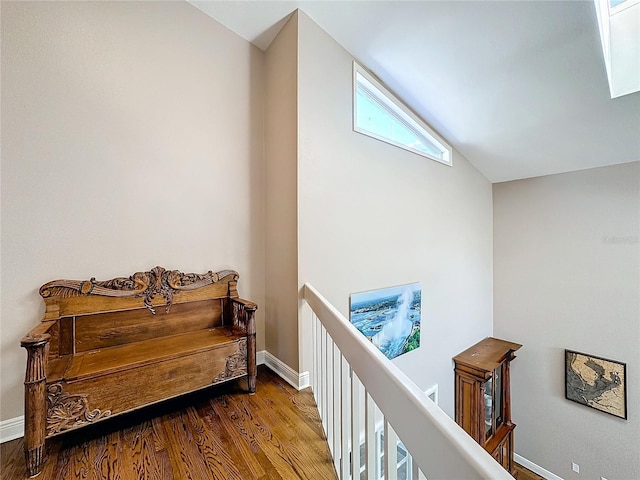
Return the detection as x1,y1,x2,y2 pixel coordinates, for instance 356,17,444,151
349,283,421,360
565,349,627,420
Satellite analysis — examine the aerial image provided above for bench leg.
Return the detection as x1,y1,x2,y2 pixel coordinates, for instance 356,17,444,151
25,442,45,479
247,332,257,394
23,343,48,477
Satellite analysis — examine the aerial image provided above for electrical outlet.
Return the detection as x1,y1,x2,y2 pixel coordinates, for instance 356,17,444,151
572,462,580,473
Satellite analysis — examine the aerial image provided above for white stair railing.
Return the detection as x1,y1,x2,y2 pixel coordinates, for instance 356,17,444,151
303,283,513,480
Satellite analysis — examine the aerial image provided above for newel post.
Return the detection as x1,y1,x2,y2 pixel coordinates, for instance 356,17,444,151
21,334,50,478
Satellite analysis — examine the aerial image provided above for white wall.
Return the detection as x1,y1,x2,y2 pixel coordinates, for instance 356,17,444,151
264,12,300,371
494,162,640,480
296,11,494,417
0,1,265,422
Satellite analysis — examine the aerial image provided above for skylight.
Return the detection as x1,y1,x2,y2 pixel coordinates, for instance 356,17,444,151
353,62,452,166
594,0,640,98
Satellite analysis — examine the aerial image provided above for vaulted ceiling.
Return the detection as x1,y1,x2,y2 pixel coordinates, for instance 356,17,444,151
190,1,640,183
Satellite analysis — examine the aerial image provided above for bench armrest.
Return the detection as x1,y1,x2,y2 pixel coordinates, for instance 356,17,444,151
232,297,257,311
21,320,56,348
21,321,56,477
230,297,257,332
230,297,257,393
21,321,55,384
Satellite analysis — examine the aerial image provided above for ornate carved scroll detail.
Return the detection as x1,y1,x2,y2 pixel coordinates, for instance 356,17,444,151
39,275,147,299
167,269,238,291
141,266,171,314
39,267,240,315
214,339,248,383
46,383,111,435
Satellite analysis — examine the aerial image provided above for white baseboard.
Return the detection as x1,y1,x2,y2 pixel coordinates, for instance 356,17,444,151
298,371,310,389
257,349,266,366
515,453,564,480
0,416,24,444
263,351,309,390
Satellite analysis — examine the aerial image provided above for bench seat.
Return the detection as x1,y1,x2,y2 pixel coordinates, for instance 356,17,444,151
61,327,245,382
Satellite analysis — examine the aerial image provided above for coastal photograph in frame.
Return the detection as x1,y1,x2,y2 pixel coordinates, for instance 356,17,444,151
565,349,627,419
349,283,421,360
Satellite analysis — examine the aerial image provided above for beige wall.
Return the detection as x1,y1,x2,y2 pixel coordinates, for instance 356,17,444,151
296,12,494,417
0,1,265,422
494,163,640,479
264,12,300,370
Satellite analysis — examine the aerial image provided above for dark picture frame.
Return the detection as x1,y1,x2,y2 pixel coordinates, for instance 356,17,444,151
565,349,627,420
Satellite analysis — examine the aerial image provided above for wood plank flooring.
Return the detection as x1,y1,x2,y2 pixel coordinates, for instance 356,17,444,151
1,367,338,480
1,365,544,480
514,463,545,480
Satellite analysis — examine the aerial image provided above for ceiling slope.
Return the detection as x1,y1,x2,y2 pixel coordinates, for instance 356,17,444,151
190,0,640,183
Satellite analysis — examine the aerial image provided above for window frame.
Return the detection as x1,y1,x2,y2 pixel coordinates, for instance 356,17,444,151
609,0,639,15
352,62,453,166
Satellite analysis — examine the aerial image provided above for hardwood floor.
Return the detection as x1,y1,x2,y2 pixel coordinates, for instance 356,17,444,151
1,367,337,480
514,463,545,480
1,365,545,480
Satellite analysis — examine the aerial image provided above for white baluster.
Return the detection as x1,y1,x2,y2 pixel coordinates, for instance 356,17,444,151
333,343,341,470
351,371,362,480
312,313,318,404
365,392,376,479
340,356,350,480
326,331,333,450
385,420,398,480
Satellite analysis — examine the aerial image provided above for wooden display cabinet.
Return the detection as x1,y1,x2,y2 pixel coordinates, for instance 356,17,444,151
453,337,522,476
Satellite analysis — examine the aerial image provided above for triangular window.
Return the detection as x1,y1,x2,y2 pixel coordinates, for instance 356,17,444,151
353,63,452,166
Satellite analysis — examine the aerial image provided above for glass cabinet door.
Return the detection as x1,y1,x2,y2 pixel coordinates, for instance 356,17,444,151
495,365,503,428
483,375,493,439
484,365,505,441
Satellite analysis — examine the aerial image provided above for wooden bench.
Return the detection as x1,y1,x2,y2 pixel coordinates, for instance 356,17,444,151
20,266,257,478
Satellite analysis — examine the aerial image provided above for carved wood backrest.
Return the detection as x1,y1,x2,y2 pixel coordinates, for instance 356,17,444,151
38,267,241,355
